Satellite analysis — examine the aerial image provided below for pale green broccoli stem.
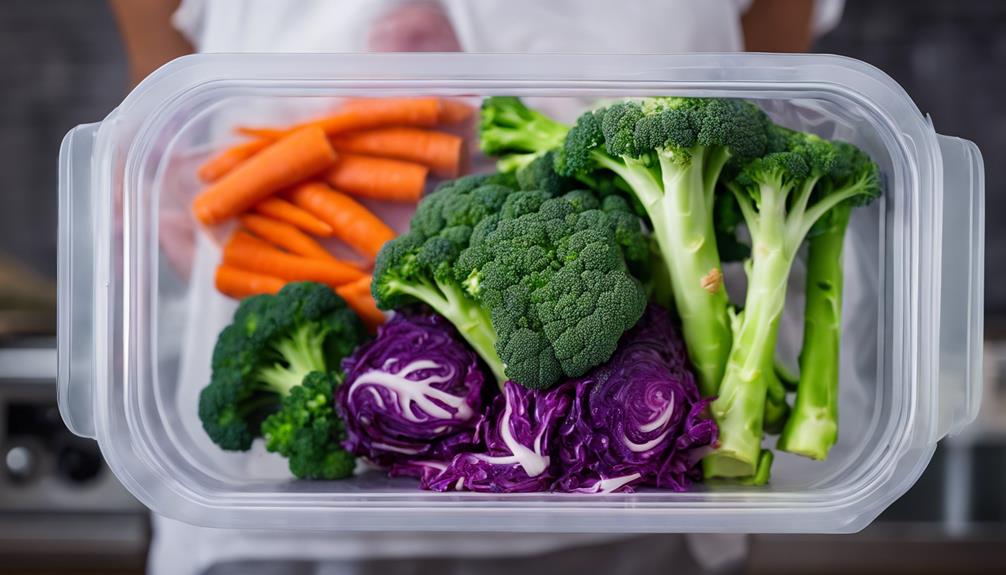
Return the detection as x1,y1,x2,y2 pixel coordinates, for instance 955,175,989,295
390,277,506,386
777,205,850,459
705,181,793,478
596,147,732,397
258,323,328,396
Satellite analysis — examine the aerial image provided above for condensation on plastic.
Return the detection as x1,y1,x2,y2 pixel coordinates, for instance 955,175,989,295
57,53,984,534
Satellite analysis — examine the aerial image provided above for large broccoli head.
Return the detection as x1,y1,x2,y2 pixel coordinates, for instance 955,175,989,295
455,189,649,389
199,282,367,451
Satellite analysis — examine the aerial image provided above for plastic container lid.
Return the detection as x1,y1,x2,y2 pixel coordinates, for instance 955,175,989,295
57,53,984,533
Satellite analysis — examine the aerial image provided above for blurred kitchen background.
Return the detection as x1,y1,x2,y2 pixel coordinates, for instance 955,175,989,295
0,0,1004,573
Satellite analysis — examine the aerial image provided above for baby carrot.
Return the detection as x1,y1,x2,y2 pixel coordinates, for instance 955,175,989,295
335,275,385,333
329,128,463,178
197,138,272,183
192,126,336,225
287,182,395,260
437,99,474,124
239,214,335,261
215,265,286,299
324,153,428,203
236,97,443,140
223,230,363,286
254,197,333,237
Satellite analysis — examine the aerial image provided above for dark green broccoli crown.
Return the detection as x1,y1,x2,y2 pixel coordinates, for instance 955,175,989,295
556,107,607,177
200,283,366,451
515,150,578,197
824,141,881,205
372,176,517,310
261,371,354,480
455,189,647,389
560,97,769,175
479,96,570,159
732,151,811,199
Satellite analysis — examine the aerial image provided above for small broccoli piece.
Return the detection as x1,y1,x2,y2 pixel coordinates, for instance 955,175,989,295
261,371,355,480
455,189,648,389
557,97,770,397
199,282,367,451
515,150,578,197
705,130,880,478
479,96,571,173
777,141,881,460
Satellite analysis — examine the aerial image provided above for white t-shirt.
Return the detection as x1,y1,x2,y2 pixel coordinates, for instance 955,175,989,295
152,2,844,574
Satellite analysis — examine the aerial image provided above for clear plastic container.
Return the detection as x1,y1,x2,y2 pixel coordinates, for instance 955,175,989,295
57,53,985,533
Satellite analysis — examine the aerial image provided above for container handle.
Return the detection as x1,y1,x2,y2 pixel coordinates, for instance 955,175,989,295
936,134,985,438
57,123,100,439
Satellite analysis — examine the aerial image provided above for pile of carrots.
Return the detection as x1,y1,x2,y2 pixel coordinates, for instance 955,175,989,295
191,97,472,330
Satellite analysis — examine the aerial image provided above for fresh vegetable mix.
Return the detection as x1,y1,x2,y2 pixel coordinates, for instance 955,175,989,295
195,95,881,492
286,182,396,260
253,197,334,237
330,128,463,177
324,153,429,203
223,230,363,287
193,126,336,225
239,213,336,261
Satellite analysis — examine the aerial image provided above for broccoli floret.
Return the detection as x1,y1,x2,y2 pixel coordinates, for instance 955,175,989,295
479,96,570,173
372,176,512,383
704,131,881,478
557,97,770,397
199,282,367,451
261,371,355,480
374,174,649,390
455,189,648,389
777,141,880,461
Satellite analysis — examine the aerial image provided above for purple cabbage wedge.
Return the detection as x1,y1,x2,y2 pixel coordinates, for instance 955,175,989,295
336,313,485,468
554,304,718,493
424,380,575,493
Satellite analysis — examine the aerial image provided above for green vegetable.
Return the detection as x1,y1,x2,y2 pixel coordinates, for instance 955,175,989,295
373,172,649,390
557,97,769,397
198,282,367,452
455,188,649,389
703,130,880,478
479,96,570,173
261,371,355,480
777,142,880,460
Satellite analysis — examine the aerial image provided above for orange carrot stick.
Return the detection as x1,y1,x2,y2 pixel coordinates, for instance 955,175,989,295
239,214,335,261
254,197,333,236
335,275,385,332
192,126,336,225
197,138,272,183
437,99,474,124
287,182,395,260
215,265,286,299
223,230,363,286
329,128,463,178
237,97,443,140
324,153,428,203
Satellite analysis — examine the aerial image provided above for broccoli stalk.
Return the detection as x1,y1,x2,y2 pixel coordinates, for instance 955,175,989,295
777,143,880,460
479,96,570,173
558,97,769,397
704,135,879,478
